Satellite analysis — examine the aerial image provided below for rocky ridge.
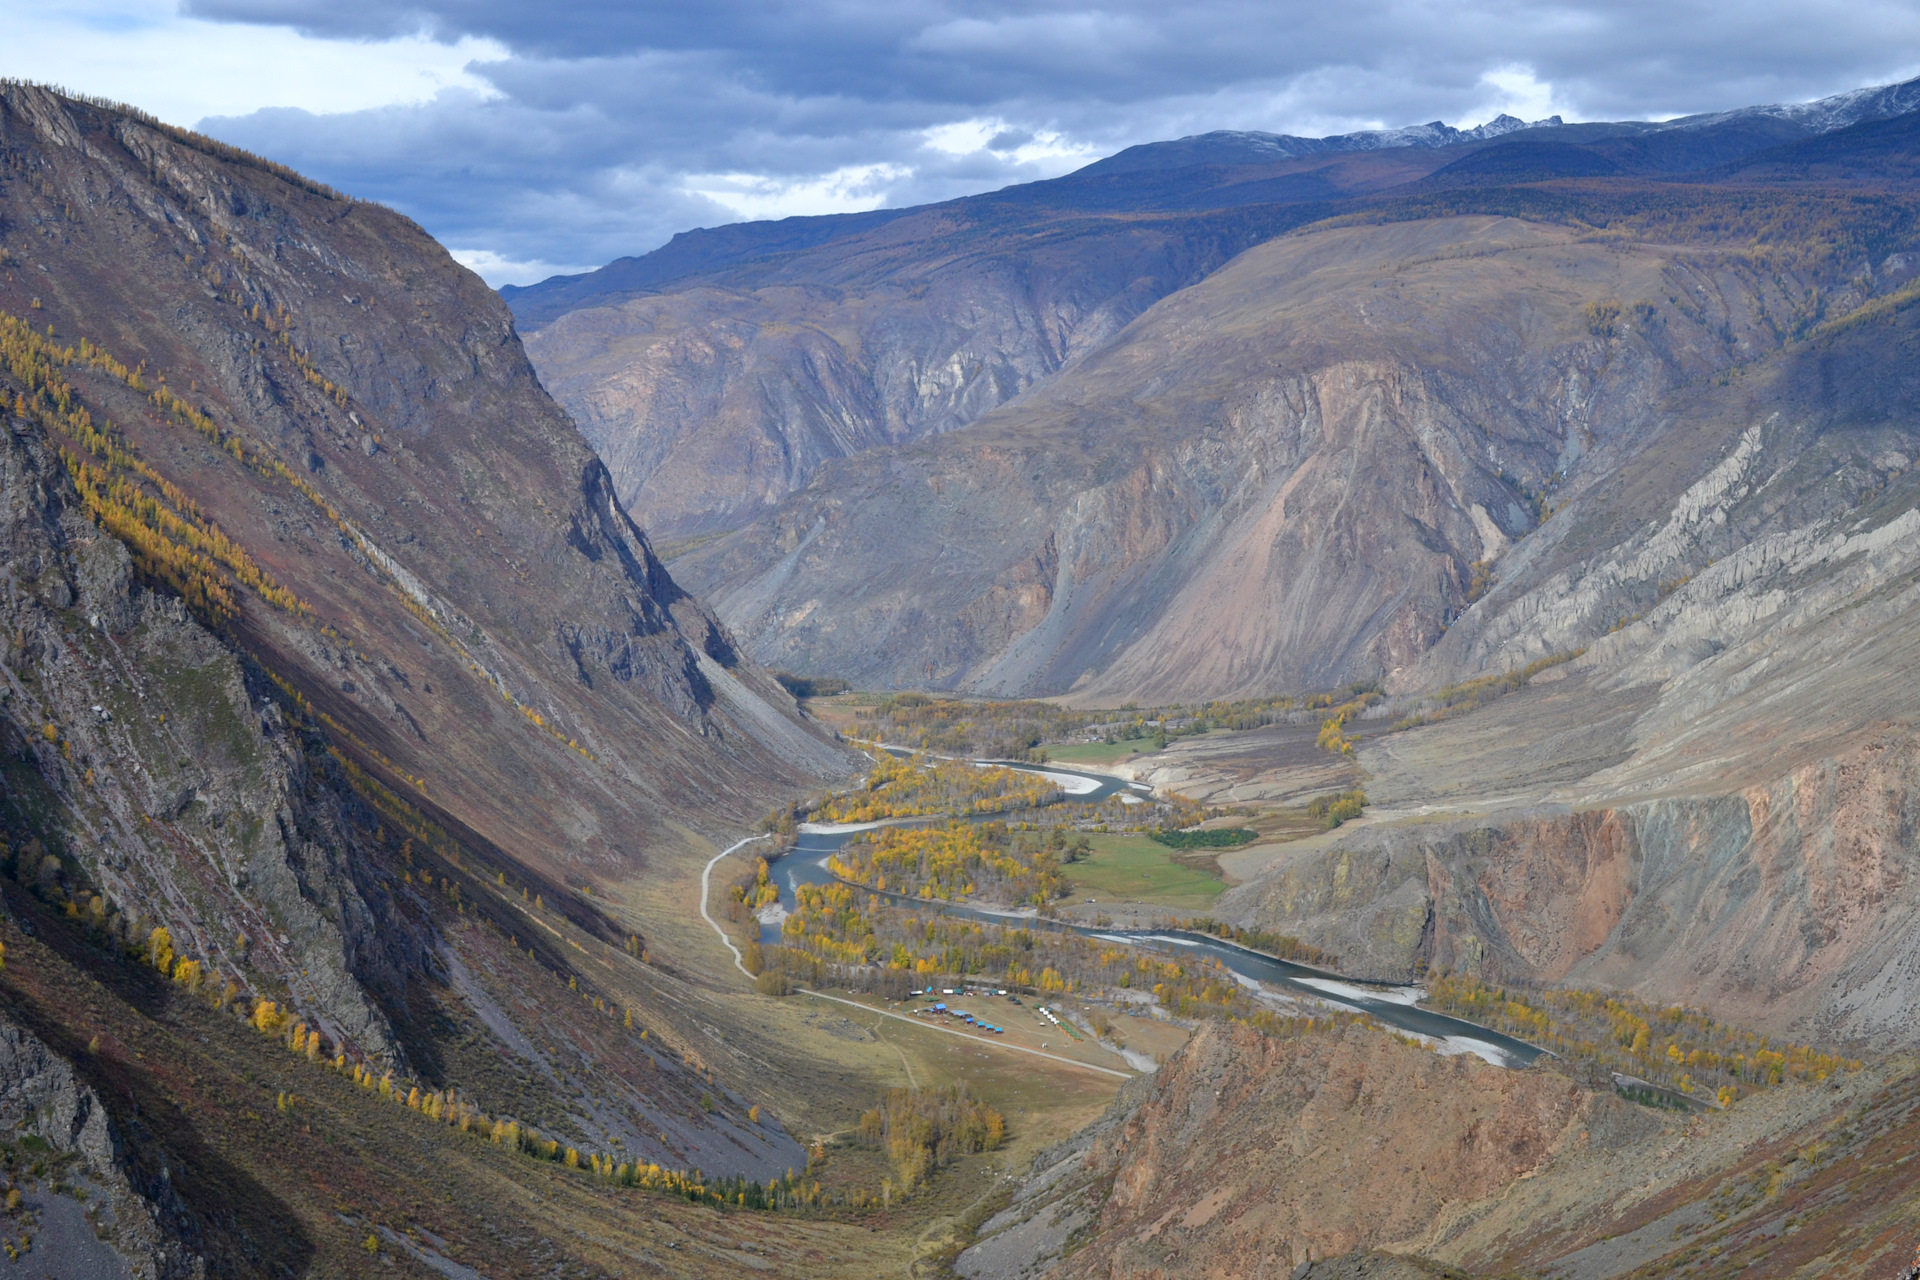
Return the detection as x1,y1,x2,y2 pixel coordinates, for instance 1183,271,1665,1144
962,1020,1920,1280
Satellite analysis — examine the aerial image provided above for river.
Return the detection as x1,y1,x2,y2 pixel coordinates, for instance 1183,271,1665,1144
759,757,1545,1069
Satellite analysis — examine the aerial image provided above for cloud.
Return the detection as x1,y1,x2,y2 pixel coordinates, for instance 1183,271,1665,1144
0,0,505,124
686,163,912,221
1468,66,1572,126
14,1,1920,284
446,249,596,289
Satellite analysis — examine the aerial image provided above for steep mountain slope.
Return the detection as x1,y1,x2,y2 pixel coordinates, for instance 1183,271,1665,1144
509,77,1920,546
669,214,1828,698
0,83,877,1274
1199,273,1920,1034
521,201,1325,536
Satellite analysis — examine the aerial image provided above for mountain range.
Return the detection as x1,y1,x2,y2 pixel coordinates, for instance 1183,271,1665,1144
509,74,1920,703
3,65,1920,1279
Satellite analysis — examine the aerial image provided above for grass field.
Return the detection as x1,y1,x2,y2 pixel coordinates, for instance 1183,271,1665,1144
1042,740,1151,765
1062,834,1225,910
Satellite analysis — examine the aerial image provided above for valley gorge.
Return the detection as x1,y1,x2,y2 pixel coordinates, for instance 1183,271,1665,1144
1,59,1920,1280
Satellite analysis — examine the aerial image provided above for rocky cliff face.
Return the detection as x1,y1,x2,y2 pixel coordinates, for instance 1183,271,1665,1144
0,432,417,1057
1221,733,1920,1049
670,215,1819,698
965,1020,1920,1280
0,1009,202,1278
1206,283,1920,1049
1052,1022,1598,1277
521,202,1319,537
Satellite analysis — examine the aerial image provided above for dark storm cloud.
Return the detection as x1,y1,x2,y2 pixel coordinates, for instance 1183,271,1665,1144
185,1,1920,282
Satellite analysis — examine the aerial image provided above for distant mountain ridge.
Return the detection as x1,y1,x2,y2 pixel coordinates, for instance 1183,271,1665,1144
1014,73,1920,180
509,69,1920,576
1075,112,1561,175
503,73,1920,324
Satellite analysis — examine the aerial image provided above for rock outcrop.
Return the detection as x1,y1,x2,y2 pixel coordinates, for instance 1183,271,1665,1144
966,1020,1920,1280
0,383,410,1055
960,1021,1620,1278
1054,1022,1598,1277
0,1009,200,1277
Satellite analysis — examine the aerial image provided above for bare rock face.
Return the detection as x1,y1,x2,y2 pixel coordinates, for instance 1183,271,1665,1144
971,1019,1920,1280
961,1021,1618,1280
0,1010,201,1278
1212,290,1920,1049
1063,1023,1593,1276
0,400,409,1057
522,204,1310,539
672,216,1798,698
1224,728,1920,1049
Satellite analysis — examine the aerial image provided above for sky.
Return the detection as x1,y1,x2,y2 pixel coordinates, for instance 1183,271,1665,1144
6,2,1920,287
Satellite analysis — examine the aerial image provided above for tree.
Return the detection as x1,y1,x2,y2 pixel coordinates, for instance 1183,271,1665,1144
147,926,174,974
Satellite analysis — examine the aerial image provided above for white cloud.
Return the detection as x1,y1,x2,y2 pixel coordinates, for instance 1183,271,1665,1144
921,117,1101,168
923,118,1003,155
0,0,505,130
683,163,912,221
1466,64,1576,126
448,248,595,288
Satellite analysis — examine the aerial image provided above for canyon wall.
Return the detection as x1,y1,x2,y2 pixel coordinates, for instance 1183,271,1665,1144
1224,729,1920,1048
672,216,1819,698
965,1020,1920,1280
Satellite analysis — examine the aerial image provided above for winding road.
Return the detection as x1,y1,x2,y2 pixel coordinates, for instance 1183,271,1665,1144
700,833,771,978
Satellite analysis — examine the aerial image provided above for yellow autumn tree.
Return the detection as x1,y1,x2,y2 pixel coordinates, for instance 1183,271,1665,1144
147,926,174,974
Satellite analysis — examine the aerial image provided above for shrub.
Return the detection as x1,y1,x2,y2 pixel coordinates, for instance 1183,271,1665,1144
1306,789,1366,829
1150,828,1256,849
772,672,851,698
